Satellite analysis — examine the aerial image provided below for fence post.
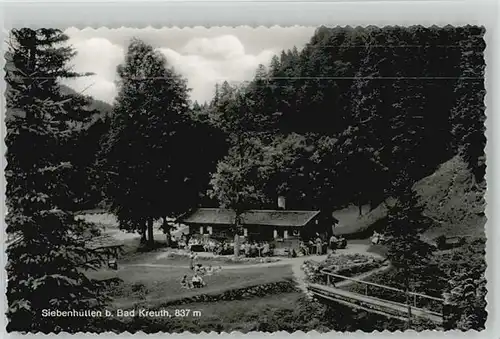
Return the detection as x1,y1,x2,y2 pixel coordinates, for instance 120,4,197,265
406,289,412,330
327,274,330,286
365,284,368,296
413,294,417,307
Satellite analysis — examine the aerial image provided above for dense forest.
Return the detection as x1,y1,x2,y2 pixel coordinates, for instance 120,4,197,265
199,25,486,214
5,26,486,332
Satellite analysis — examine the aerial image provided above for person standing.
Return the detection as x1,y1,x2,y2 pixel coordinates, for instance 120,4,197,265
316,236,322,255
189,251,195,270
329,234,338,250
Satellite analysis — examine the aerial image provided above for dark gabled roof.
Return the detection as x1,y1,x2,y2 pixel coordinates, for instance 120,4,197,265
178,208,321,227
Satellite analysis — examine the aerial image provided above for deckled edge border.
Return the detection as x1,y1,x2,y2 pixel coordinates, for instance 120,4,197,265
0,0,498,338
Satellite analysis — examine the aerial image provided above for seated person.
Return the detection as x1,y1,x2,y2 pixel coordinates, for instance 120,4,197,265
308,240,315,254
191,274,206,288
199,264,207,275
262,242,270,256
302,242,310,255
329,235,338,248
250,243,258,257
195,263,205,273
180,275,192,289
208,240,215,252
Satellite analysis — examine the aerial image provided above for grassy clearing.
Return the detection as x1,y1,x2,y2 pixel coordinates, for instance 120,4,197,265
87,263,294,309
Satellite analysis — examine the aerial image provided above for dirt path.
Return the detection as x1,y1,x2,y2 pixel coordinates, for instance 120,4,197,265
127,255,328,271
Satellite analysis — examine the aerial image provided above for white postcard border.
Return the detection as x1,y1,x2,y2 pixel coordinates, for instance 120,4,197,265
0,0,498,338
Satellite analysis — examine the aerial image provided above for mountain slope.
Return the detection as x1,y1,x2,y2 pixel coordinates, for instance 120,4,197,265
415,155,486,238
333,155,486,239
59,84,113,117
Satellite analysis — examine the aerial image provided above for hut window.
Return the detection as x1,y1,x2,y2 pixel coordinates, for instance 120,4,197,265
208,226,213,235
275,228,285,238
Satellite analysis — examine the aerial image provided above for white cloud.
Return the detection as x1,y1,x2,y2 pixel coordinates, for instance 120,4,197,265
159,35,276,103
63,27,313,104
62,37,124,103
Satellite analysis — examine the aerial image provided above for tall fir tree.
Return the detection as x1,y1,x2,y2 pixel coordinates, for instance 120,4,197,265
5,28,106,333
103,39,222,246
383,173,444,328
341,30,388,212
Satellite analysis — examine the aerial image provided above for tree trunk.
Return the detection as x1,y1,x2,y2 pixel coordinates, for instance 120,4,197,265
406,288,412,330
234,213,241,258
163,217,171,247
147,218,154,247
234,233,240,258
405,276,412,330
140,221,147,244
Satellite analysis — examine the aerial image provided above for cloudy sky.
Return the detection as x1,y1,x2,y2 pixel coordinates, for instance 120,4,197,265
63,27,315,104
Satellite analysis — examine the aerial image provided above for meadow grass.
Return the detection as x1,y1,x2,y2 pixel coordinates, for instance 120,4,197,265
87,263,294,309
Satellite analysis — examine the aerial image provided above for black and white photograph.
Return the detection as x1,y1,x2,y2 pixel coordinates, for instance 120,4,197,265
4,24,488,333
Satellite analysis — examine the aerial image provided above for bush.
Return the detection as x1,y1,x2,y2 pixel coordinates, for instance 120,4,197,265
436,235,447,250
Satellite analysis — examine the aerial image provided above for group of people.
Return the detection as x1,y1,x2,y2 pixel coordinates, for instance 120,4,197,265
371,231,384,245
299,234,347,256
180,273,206,289
213,241,234,255
243,241,271,257
181,251,222,289
175,235,218,252
181,233,345,260
299,238,325,255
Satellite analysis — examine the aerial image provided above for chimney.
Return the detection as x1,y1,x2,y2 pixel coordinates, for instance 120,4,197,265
278,196,286,210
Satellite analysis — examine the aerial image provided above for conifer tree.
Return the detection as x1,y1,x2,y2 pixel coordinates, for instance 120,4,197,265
208,83,274,257
103,39,221,247
383,173,444,327
5,28,106,333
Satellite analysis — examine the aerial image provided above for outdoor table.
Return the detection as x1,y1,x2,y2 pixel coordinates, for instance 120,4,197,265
190,244,205,252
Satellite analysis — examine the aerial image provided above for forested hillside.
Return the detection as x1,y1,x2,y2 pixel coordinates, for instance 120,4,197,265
202,25,486,217
60,84,113,118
